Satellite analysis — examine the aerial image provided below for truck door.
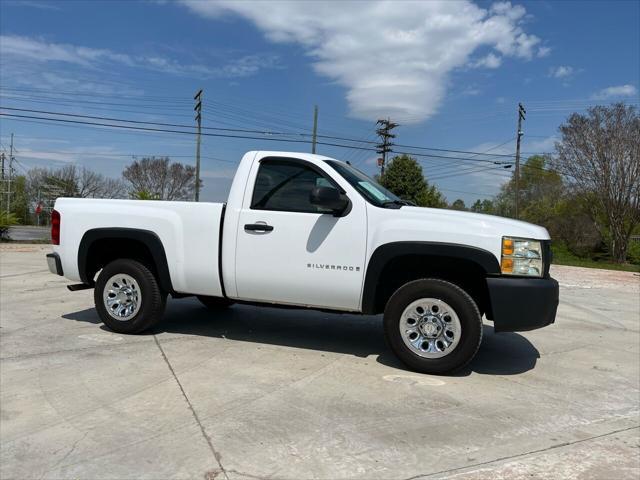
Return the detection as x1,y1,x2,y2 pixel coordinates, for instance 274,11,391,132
233,157,367,311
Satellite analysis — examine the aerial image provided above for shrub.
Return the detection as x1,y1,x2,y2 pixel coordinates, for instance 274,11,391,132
0,212,19,240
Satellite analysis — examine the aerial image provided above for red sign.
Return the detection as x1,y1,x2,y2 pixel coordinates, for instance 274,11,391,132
35,203,43,215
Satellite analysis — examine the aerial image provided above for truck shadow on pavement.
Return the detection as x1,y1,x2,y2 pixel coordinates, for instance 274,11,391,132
63,297,540,376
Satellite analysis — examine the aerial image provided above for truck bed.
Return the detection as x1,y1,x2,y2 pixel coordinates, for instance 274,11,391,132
53,198,225,297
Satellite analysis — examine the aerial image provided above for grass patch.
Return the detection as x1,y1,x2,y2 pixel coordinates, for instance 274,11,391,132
552,243,640,272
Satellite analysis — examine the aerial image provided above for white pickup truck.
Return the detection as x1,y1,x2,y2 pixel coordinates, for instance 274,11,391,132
47,151,558,374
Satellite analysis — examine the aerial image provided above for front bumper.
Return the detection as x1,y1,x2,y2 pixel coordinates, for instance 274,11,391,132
486,276,559,332
46,253,63,276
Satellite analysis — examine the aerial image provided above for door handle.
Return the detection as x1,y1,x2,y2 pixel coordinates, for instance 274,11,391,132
244,223,274,232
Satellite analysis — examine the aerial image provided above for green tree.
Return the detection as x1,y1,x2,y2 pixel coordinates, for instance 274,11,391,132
552,193,604,258
379,154,446,207
450,198,466,211
493,155,564,223
0,212,18,240
470,199,495,214
8,175,29,224
133,190,159,200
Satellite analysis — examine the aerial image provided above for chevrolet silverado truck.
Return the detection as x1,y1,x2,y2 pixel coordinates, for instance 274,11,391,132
46,151,559,374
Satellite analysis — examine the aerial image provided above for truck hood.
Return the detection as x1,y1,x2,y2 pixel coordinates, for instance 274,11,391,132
400,206,551,240
367,205,550,262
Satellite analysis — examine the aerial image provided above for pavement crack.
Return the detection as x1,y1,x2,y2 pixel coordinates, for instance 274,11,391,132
40,431,89,479
0,268,48,279
153,335,228,480
402,424,640,480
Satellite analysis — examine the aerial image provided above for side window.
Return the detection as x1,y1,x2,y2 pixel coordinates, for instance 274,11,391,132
251,160,337,213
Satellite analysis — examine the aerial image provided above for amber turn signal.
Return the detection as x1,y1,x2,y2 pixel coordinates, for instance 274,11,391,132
501,257,513,273
502,238,514,256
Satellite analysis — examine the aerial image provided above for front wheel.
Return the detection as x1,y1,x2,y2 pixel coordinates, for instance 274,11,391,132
383,279,482,375
94,259,166,334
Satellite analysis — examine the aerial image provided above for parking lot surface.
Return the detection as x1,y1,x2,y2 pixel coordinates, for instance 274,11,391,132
1,244,639,479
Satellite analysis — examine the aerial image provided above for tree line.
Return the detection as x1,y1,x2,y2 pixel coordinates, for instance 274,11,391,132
378,103,639,265
2,104,638,265
0,156,201,227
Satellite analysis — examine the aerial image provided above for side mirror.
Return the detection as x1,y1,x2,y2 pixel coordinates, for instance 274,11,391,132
309,186,349,215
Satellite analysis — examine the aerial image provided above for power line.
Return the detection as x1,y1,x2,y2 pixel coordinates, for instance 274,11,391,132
15,150,230,160
0,112,379,152
439,187,496,198
392,140,515,158
0,85,192,102
1,104,520,159
429,164,513,181
1,107,520,164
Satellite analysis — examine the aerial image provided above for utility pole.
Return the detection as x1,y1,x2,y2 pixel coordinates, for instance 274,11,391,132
376,118,398,176
194,89,203,202
7,133,14,215
0,152,4,213
311,105,318,154
514,103,526,219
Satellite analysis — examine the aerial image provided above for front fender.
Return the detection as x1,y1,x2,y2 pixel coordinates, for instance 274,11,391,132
361,241,500,314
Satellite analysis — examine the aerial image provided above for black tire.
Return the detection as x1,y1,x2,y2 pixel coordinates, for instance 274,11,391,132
94,259,166,334
383,279,482,375
197,295,234,310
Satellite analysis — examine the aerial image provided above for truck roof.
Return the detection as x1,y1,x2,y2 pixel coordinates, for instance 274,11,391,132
248,150,342,164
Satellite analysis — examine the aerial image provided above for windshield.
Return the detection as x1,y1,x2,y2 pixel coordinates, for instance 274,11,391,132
325,160,405,208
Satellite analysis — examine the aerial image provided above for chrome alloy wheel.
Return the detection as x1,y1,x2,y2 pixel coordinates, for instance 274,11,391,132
102,273,142,321
399,298,462,358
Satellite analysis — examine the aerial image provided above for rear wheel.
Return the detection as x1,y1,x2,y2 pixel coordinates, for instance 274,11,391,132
94,259,166,334
383,279,482,375
197,295,234,310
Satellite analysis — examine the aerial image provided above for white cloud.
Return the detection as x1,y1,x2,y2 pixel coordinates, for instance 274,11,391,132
0,34,280,80
590,84,639,100
461,86,482,96
3,1,61,10
0,35,131,67
548,65,574,79
471,53,502,69
537,46,551,58
180,0,543,123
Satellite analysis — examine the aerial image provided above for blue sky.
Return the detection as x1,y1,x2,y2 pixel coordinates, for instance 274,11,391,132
1,0,638,205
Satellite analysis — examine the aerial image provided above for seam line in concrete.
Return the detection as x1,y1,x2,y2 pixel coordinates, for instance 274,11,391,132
0,269,49,279
153,335,228,480
403,424,640,480
0,332,200,361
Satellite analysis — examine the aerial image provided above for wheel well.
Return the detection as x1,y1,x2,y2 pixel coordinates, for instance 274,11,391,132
369,255,492,317
84,238,157,284
78,228,173,293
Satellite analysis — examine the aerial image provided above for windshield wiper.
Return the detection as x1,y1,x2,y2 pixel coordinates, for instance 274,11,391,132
381,199,413,208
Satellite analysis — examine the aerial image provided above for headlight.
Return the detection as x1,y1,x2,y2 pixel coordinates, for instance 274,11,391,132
501,237,543,277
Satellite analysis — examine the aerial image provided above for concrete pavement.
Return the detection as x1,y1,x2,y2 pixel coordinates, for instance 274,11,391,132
1,244,638,479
